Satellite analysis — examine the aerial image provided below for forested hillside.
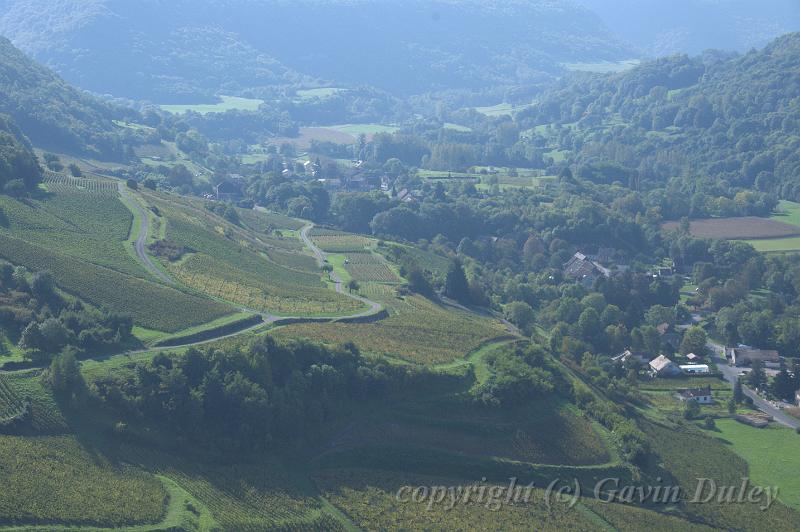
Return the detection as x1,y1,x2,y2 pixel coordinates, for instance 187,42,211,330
0,0,633,100
0,36,133,159
518,32,800,207
0,113,40,194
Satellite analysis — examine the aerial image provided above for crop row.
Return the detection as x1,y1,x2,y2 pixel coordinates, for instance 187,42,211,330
0,233,232,332
273,294,507,364
0,435,167,526
42,170,118,192
171,253,363,316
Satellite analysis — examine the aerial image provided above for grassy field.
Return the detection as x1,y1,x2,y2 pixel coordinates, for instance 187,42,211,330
295,88,344,100
473,103,519,117
703,419,800,511
160,95,263,115
328,123,400,137
562,59,640,73
443,122,472,132
742,202,800,252
642,419,800,529
663,217,800,239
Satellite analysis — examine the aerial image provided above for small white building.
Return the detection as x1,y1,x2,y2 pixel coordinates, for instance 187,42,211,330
678,386,713,404
680,364,710,375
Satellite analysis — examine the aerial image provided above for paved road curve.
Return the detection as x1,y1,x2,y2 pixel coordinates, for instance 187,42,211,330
118,182,175,285
708,341,800,430
299,224,382,317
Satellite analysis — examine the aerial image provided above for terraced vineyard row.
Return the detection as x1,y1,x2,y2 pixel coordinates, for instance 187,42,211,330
343,252,400,282
42,170,118,194
0,375,28,425
309,229,375,252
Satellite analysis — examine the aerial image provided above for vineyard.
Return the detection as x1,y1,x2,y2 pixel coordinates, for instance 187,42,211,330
309,229,375,252
273,293,508,364
170,253,364,316
0,232,232,332
1,371,66,433
42,170,118,194
314,468,596,531
113,444,346,531
332,402,610,466
342,252,400,283
0,375,29,427
0,187,142,277
152,198,363,316
0,435,167,527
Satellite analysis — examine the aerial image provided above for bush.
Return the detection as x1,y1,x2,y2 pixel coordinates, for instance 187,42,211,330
703,416,716,429
126,179,138,190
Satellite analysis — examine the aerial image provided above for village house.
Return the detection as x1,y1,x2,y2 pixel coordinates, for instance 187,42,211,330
680,364,710,375
649,355,682,378
563,252,611,288
677,386,713,404
656,322,682,351
728,347,781,368
397,188,420,204
686,353,701,363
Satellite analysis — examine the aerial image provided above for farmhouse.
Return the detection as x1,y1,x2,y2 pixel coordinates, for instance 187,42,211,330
649,355,681,377
678,386,713,404
680,364,710,375
563,252,611,287
214,180,242,202
728,347,781,368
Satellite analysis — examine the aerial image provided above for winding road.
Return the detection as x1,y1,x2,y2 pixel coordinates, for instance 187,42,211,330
299,224,382,317
707,341,800,430
118,182,175,285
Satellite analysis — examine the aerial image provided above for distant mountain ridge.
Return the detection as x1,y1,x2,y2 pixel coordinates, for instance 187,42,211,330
0,0,634,101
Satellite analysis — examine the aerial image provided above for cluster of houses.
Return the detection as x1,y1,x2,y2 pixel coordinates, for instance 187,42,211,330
612,350,711,378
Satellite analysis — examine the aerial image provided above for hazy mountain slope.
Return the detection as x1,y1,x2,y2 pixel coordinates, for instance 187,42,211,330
518,32,800,199
0,36,128,158
0,0,634,100
581,0,800,57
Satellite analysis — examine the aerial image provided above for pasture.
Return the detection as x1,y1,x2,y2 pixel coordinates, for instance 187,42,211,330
642,419,800,529
662,217,800,240
160,95,263,115
703,419,800,511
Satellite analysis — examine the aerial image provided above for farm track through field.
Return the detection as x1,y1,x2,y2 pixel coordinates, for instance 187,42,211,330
118,182,175,285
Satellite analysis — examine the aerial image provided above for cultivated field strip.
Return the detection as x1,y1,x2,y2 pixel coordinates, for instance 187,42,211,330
42,170,118,194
